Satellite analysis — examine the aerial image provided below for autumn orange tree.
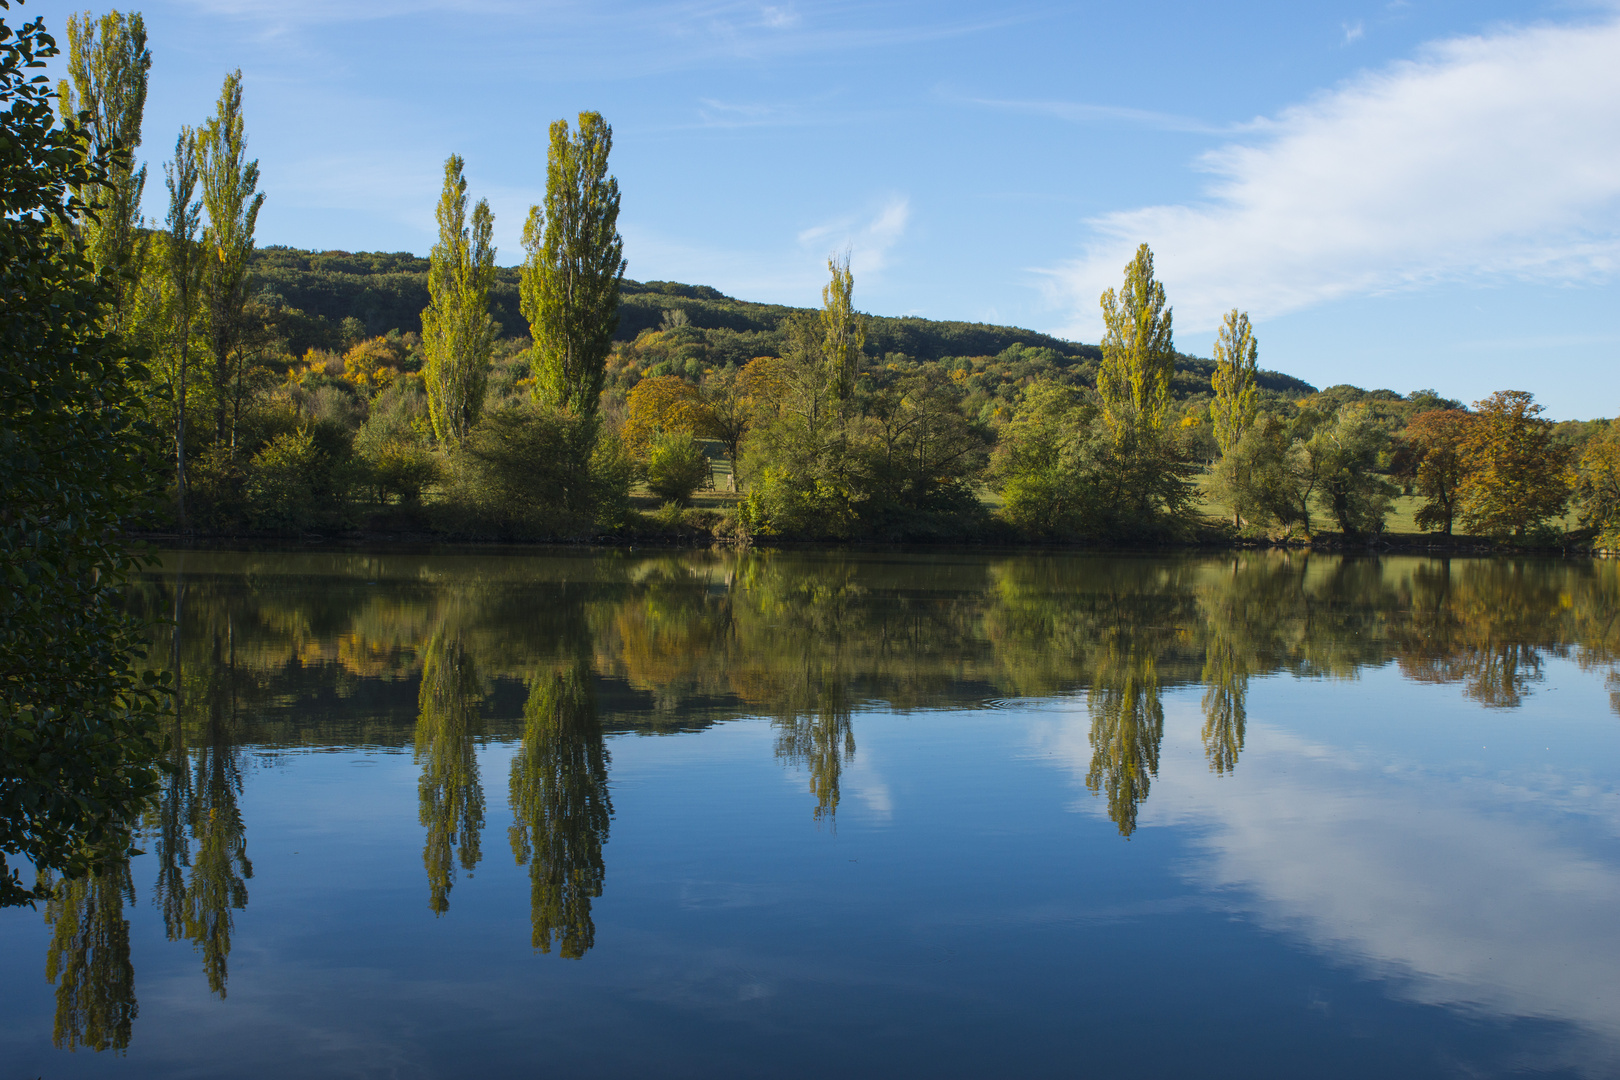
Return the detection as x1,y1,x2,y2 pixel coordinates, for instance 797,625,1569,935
622,375,703,458
1457,391,1570,540
1404,408,1475,535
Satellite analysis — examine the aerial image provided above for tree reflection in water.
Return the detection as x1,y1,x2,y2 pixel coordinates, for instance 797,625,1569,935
43,862,136,1053
148,571,252,999
508,662,612,958
773,686,855,825
1086,634,1165,838
24,548,1620,1055
415,624,486,916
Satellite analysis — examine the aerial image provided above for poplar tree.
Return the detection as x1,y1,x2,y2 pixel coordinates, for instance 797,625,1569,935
197,70,263,448
161,129,203,524
1097,243,1174,438
521,111,625,420
821,252,864,402
55,9,150,332
422,154,495,444
1210,308,1258,457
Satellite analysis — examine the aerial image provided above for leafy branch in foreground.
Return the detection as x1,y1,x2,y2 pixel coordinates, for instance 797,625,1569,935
1,3,168,907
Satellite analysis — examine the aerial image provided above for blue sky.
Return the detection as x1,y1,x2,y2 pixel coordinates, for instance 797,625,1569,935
60,0,1620,418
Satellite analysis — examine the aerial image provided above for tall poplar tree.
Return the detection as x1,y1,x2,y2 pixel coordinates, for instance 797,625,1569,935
421,154,495,444
161,129,203,524
820,252,864,402
1210,309,1258,459
521,111,625,420
56,9,150,333
1097,243,1174,439
197,70,263,448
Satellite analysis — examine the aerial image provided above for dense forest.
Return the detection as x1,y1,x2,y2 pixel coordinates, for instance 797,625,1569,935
248,243,1314,407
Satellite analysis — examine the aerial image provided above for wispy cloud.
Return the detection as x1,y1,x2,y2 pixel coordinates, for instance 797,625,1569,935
169,0,1043,78
623,193,911,302
798,195,911,275
1042,15,1620,337
953,91,1232,136
1341,20,1365,45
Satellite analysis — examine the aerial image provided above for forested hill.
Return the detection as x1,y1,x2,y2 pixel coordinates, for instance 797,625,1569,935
248,245,1317,398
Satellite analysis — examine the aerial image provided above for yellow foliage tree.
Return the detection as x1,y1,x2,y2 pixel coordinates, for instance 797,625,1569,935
622,375,703,459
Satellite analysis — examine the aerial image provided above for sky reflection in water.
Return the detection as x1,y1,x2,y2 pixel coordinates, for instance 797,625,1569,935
1,549,1618,1078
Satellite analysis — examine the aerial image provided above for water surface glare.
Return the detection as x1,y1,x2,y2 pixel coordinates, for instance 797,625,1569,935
3,549,1620,1078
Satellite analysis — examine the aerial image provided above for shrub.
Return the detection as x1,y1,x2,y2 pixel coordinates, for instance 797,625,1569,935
439,404,601,536
247,429,322,532
369,441,440,505
646,431,709,505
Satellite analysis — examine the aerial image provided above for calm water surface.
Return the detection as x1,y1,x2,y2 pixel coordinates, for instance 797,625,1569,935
3,549,1620,1078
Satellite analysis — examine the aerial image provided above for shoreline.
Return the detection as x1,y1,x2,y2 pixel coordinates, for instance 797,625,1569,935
127,530,1613,558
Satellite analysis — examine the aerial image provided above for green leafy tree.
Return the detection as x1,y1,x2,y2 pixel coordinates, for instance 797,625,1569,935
991,384,1108,538
738,314,862,538
821,251,864,402
158,128,204,524
1098,243,1174,438
1214,412,1320,536
198,69,264,449
422,154,495,444
860,369,988,534
1,7,167,907
646,430,709,506
522,111,625,420
1458,390,1571,540
55,8,149,333
1309,405,1396,536
1210,308,1258,468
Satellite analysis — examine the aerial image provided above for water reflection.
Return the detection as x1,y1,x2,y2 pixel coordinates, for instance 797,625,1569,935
416,624,487,916
509,663,611,957
149,568,253,997
18,548,1620,1057
1086,633,1164,838
42,864,136,1053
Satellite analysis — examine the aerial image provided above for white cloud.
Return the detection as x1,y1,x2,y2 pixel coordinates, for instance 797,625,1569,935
1044,15,1620,338
1341,20,1365,45
621,194,910,303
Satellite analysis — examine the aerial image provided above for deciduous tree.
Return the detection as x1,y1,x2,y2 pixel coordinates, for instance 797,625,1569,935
1308,405,1396,536
1098,243,1174,439
1210,309,1258,461
421,154,495,444
55,8,149,333
821,252,864,402
197,69,264,449
522,112,625,421
1573,421,1620,547
159,128,203,524
1458,390,1570,540
1404,408,1474,535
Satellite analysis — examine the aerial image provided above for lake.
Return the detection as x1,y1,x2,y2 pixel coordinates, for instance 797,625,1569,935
3,548,1619,1078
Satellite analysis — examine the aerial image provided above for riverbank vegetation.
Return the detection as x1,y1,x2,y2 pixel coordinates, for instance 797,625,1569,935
52,10,1603,550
